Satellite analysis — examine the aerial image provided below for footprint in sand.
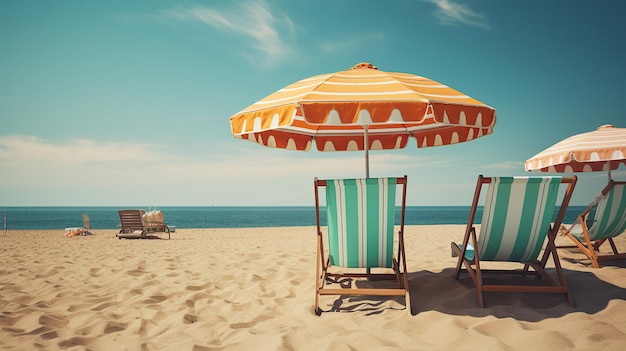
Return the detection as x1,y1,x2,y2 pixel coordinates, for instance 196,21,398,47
89,267,100,278
91,302,114,311
104,321,127,334
289,279,301,286
66,303,92,313
39,314,67,329
126,268,146,277
144,294,167,304
186,292,210,306
40,330,58,340
57,336,92,348
185,282,212,291
183,313,198,324
230,315,273,330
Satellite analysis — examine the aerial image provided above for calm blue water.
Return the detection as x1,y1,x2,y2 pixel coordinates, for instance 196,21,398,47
0,206,589,230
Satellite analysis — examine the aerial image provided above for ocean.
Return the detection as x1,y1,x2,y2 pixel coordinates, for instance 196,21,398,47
0,206,589,230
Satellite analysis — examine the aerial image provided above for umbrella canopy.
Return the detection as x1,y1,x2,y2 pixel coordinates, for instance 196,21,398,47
525,124,626,179
230,62,496,177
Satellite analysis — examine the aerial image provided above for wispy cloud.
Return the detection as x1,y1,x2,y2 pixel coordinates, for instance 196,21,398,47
482,160,526,170
0,135,387,205
422,0,490,29
0,136,541,206
162,1,295,66
0,135,159,164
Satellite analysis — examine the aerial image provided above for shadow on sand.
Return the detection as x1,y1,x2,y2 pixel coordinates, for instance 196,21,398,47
408,266,626,320
317,264,626,319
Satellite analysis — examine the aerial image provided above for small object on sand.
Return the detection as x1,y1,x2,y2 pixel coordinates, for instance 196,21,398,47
64,228,86,237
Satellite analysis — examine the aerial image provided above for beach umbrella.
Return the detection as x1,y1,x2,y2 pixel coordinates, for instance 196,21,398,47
525,124,626,180
229,62,496,177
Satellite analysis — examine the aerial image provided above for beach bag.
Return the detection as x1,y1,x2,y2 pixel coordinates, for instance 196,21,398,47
143,210,164,226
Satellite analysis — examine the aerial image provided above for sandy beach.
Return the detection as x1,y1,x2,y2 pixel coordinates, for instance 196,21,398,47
1,225,626,350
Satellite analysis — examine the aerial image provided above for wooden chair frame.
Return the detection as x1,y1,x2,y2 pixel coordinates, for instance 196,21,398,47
314,176,410,315
117,209,171,240
558,180,626,268
451,175,577,307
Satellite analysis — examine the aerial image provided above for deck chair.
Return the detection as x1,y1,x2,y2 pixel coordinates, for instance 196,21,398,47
116,209,171,239
82,214,93,235
314,176,410,315
558,180,626,268
451,175,577,307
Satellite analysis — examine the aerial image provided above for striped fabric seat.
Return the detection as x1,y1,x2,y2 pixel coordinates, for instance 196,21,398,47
451,175,577,307
325,178,396,268
559,181,626,268
314,176,409,315
571,183,626,242
476,176,562,263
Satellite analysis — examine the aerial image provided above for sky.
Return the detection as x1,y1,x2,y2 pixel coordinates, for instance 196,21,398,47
1,0,625,207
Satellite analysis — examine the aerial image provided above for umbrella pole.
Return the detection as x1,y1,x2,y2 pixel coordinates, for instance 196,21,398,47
364,125,370,178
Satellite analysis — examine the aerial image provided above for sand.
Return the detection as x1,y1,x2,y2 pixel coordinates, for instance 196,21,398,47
1,225,626,350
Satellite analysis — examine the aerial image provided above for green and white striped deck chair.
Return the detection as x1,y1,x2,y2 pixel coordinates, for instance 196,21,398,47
314,176,409,315
451,175,577,307
559,181,626,268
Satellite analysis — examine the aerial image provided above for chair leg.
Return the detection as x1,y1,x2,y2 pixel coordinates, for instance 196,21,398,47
581,227,600,268
453,227,476,280
473,256,484,308
557,215,603,268
452,230,485,307
468,231,484,307
405,290,411,315
451,243,463,280
395,240,411,314
593,238,607,251
546,237,574,306
315,233,323,315
609,238,619,255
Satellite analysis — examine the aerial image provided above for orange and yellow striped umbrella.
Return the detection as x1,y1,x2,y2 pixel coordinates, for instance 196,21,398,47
230,62,496,176
525,124,626,179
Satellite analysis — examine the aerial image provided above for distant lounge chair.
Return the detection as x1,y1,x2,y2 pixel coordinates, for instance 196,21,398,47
314,176,410,315
116,209,171,239
558,180,626,268
82,214,92,233
64,213,94,237
451,175,577,307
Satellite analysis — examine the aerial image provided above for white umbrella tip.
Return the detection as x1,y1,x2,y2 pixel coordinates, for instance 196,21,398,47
598,124,615,129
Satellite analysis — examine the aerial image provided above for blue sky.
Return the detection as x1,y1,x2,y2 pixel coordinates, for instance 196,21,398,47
1,0,625,206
